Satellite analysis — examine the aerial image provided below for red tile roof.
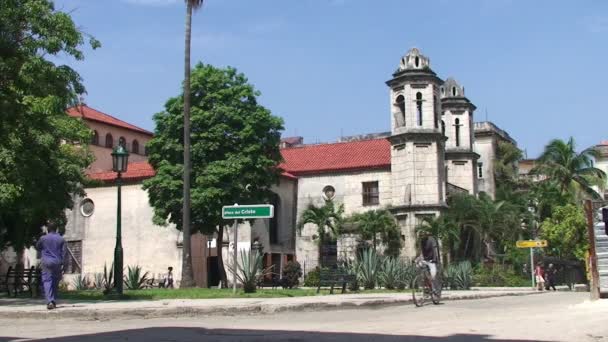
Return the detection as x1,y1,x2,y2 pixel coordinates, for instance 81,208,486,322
88,162,299,183
87,161,156,183
279,138,391,175
67,105,153,136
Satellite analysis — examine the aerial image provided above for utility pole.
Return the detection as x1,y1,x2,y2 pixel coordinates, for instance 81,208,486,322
584,200,600,301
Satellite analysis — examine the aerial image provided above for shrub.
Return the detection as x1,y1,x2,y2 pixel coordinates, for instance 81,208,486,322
397,259,415,290
102,262,114,295
227,250,272,293
341,259,360,291
358,249,381,290
124,265,150,290
472,264,529,287
303,267,320,287
93,273,104,290
282,261,303,289
72,275,89,290
443,261,473,290
379,257,400,290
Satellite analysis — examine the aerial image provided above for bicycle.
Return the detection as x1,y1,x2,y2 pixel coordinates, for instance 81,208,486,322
411,257,441,307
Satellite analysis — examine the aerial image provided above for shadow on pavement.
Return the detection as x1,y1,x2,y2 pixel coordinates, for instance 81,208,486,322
0,327,556,342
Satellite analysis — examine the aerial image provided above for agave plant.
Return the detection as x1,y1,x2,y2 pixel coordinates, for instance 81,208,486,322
102,262,114,295
358,249,381,290
227,250,273,293
397,259,415,290
72,275,89,290
93,273,104,290
379,257,401,290
124,265,150,290
339,258,360,291
444,261,473,290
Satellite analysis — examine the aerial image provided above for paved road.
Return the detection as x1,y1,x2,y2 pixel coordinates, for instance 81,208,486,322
1,293,607,342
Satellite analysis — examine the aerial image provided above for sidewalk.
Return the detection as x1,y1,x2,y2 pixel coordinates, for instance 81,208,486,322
0,289,542,320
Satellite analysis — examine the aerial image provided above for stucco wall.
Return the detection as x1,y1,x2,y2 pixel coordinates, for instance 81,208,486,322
65,184,182,283
473,136,496,198
447,160,475,194
295,170,392,270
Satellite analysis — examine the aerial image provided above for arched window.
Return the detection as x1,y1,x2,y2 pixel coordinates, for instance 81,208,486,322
441,120,446,137
452,87,457,96
455,118,461,147
415,56,420,68
105,133,113,148
416,92,423,126
132,140,139,154
91,130,99,145
269,193,280,244
433,95,438,128
118,137,126,148
395,95,405,127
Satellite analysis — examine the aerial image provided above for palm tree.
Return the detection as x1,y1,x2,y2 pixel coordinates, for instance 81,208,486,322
533,137,606,200
416,215,459,264
350,209,400,255
297,200,344,265
181,0,204,288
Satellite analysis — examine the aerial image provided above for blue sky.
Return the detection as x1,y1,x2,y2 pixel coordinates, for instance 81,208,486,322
54,0,608,157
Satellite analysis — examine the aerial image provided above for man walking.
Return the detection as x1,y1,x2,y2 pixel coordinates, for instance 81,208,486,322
36,223,65,310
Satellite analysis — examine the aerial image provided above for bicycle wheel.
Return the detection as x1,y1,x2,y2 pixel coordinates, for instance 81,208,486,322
411,274,428,307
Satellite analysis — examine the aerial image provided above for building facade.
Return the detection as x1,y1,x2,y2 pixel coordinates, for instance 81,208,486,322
12,48,518,287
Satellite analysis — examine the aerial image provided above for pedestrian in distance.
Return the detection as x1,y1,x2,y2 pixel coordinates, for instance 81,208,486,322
545,263,557,291
162,266,174,288
35,222,66,310
534,262,545,291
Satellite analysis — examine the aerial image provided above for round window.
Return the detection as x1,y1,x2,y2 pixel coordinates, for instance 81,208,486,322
80,198,95,217
322,185,336,200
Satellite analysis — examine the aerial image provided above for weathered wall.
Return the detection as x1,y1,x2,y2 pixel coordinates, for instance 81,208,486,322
473,136,496,198
295,170,392,270
64,184,183,283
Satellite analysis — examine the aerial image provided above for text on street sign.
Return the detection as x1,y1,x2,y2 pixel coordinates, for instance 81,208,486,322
222,204,274,219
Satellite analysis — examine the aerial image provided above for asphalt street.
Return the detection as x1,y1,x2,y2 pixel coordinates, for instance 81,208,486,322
1,292,606,342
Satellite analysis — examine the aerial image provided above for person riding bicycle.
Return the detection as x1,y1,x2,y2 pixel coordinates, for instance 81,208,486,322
418,231,440,293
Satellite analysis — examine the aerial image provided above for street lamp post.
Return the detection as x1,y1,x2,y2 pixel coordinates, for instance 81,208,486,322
111,144,129,295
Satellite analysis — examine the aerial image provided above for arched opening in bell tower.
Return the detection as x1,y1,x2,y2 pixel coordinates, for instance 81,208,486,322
455,118,461,147
416,92,423,126
395,95,405,126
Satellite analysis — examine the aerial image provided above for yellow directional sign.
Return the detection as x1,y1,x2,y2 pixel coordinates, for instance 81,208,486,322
516,240,548,248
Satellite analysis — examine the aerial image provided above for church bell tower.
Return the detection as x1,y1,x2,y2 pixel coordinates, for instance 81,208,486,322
386,48,447,257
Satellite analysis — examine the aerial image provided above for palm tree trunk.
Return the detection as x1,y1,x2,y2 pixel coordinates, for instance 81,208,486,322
216,225,228,287
180,1,195,288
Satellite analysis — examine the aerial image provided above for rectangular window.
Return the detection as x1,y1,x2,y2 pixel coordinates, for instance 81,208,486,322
362,181,380,206
64,240,82,274
478,162,484,178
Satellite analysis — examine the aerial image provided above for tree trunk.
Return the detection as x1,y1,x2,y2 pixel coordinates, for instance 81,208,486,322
217,225,228,287
180,1,195,288
15,247,25,272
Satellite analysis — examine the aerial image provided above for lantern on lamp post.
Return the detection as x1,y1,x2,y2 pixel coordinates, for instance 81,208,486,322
111,144,129,294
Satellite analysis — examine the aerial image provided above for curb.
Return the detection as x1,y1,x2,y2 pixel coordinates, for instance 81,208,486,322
0,291,542,321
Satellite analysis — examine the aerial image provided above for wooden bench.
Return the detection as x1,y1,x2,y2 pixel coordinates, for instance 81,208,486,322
4,266,41,297
317,268,356,294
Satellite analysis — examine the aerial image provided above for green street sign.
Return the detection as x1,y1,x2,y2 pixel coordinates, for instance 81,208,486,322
222,204,274,219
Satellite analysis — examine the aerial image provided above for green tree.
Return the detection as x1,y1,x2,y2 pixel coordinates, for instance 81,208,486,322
533,137,606,200
494,140,523,190
416,215,459,264
349,209,401,256
540,204,588,261
0,0,98,257
297,200,344,264
143,63,283,287
180,0,205,288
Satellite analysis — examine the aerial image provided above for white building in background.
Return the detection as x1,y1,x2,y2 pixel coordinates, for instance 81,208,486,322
1,48,518,286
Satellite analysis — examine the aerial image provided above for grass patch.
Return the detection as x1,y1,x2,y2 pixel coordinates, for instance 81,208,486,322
57,288,336,301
